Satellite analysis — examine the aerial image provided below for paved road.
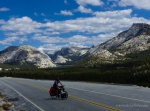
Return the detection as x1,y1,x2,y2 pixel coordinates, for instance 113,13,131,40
0,77,150,111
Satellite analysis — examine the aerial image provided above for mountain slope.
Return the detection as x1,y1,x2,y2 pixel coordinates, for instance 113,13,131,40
51,47,89,64
82,23,150,65
0,45,56,68
88,23,150,55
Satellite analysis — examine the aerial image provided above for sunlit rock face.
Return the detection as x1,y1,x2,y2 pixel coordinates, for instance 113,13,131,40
0,45,56,68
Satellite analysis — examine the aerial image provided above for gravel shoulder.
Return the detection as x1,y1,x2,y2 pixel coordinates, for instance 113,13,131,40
0,80,40,111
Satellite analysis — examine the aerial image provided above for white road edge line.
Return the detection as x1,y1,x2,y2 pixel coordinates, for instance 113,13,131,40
67,86,150,104
0,81,44,111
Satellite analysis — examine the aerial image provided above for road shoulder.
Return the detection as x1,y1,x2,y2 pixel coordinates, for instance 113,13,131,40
0,80,42,111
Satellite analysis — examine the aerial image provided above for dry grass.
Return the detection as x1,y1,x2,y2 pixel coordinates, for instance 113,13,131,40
0,92,13,111
0,107,4,111
2,103,12,110
0,92,5,100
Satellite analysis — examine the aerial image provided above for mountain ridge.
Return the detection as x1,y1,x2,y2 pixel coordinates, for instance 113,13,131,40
0,45,56,68
83,23,150,65
0,23,150,67
50,47,89,64
88,23,150,55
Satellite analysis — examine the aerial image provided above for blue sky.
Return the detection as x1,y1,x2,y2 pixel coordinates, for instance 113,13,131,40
0,0,150,53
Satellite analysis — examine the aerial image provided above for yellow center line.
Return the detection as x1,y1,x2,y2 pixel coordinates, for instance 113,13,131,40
15,80,122,111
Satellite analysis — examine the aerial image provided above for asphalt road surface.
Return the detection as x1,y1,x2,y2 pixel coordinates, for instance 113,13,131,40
0,77,150,111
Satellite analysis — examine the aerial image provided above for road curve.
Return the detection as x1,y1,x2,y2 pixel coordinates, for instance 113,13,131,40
0,77,150,111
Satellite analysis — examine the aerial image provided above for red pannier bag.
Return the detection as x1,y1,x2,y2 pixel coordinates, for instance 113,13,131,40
49,87,55,96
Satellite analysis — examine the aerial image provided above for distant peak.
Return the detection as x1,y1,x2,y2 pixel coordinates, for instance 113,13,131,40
131,23,150,29
3,46,18,51
21,45,32,47
7,46,18,48
19,45,35,49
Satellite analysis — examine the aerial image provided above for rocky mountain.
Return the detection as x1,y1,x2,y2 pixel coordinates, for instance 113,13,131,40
50,47,89,64
1,23,149,68
86,23,150,64
0,45,56,68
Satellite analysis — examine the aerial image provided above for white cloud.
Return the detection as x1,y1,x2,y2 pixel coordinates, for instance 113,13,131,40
68,35,88,42
77,5,93,13
1,10,150,36
60,10,73,16
108,0,119,2
41,13,46,16
1,16,42,35
35,33,115,52
64,0,67,4
0,37,27,45
38,44,63,54
0,20,5,24
33,34,88,45
44,9,150,34
119,0,150,10
94,9,132,18
1,9,150,51
34,12,38,16
4,9,148,38
68,42,87,48
0,7,10,12
33,35,88,44
76,0,104,6
32,35,64,43
111,3,117,8
0,37,17,45
34,12,46,16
